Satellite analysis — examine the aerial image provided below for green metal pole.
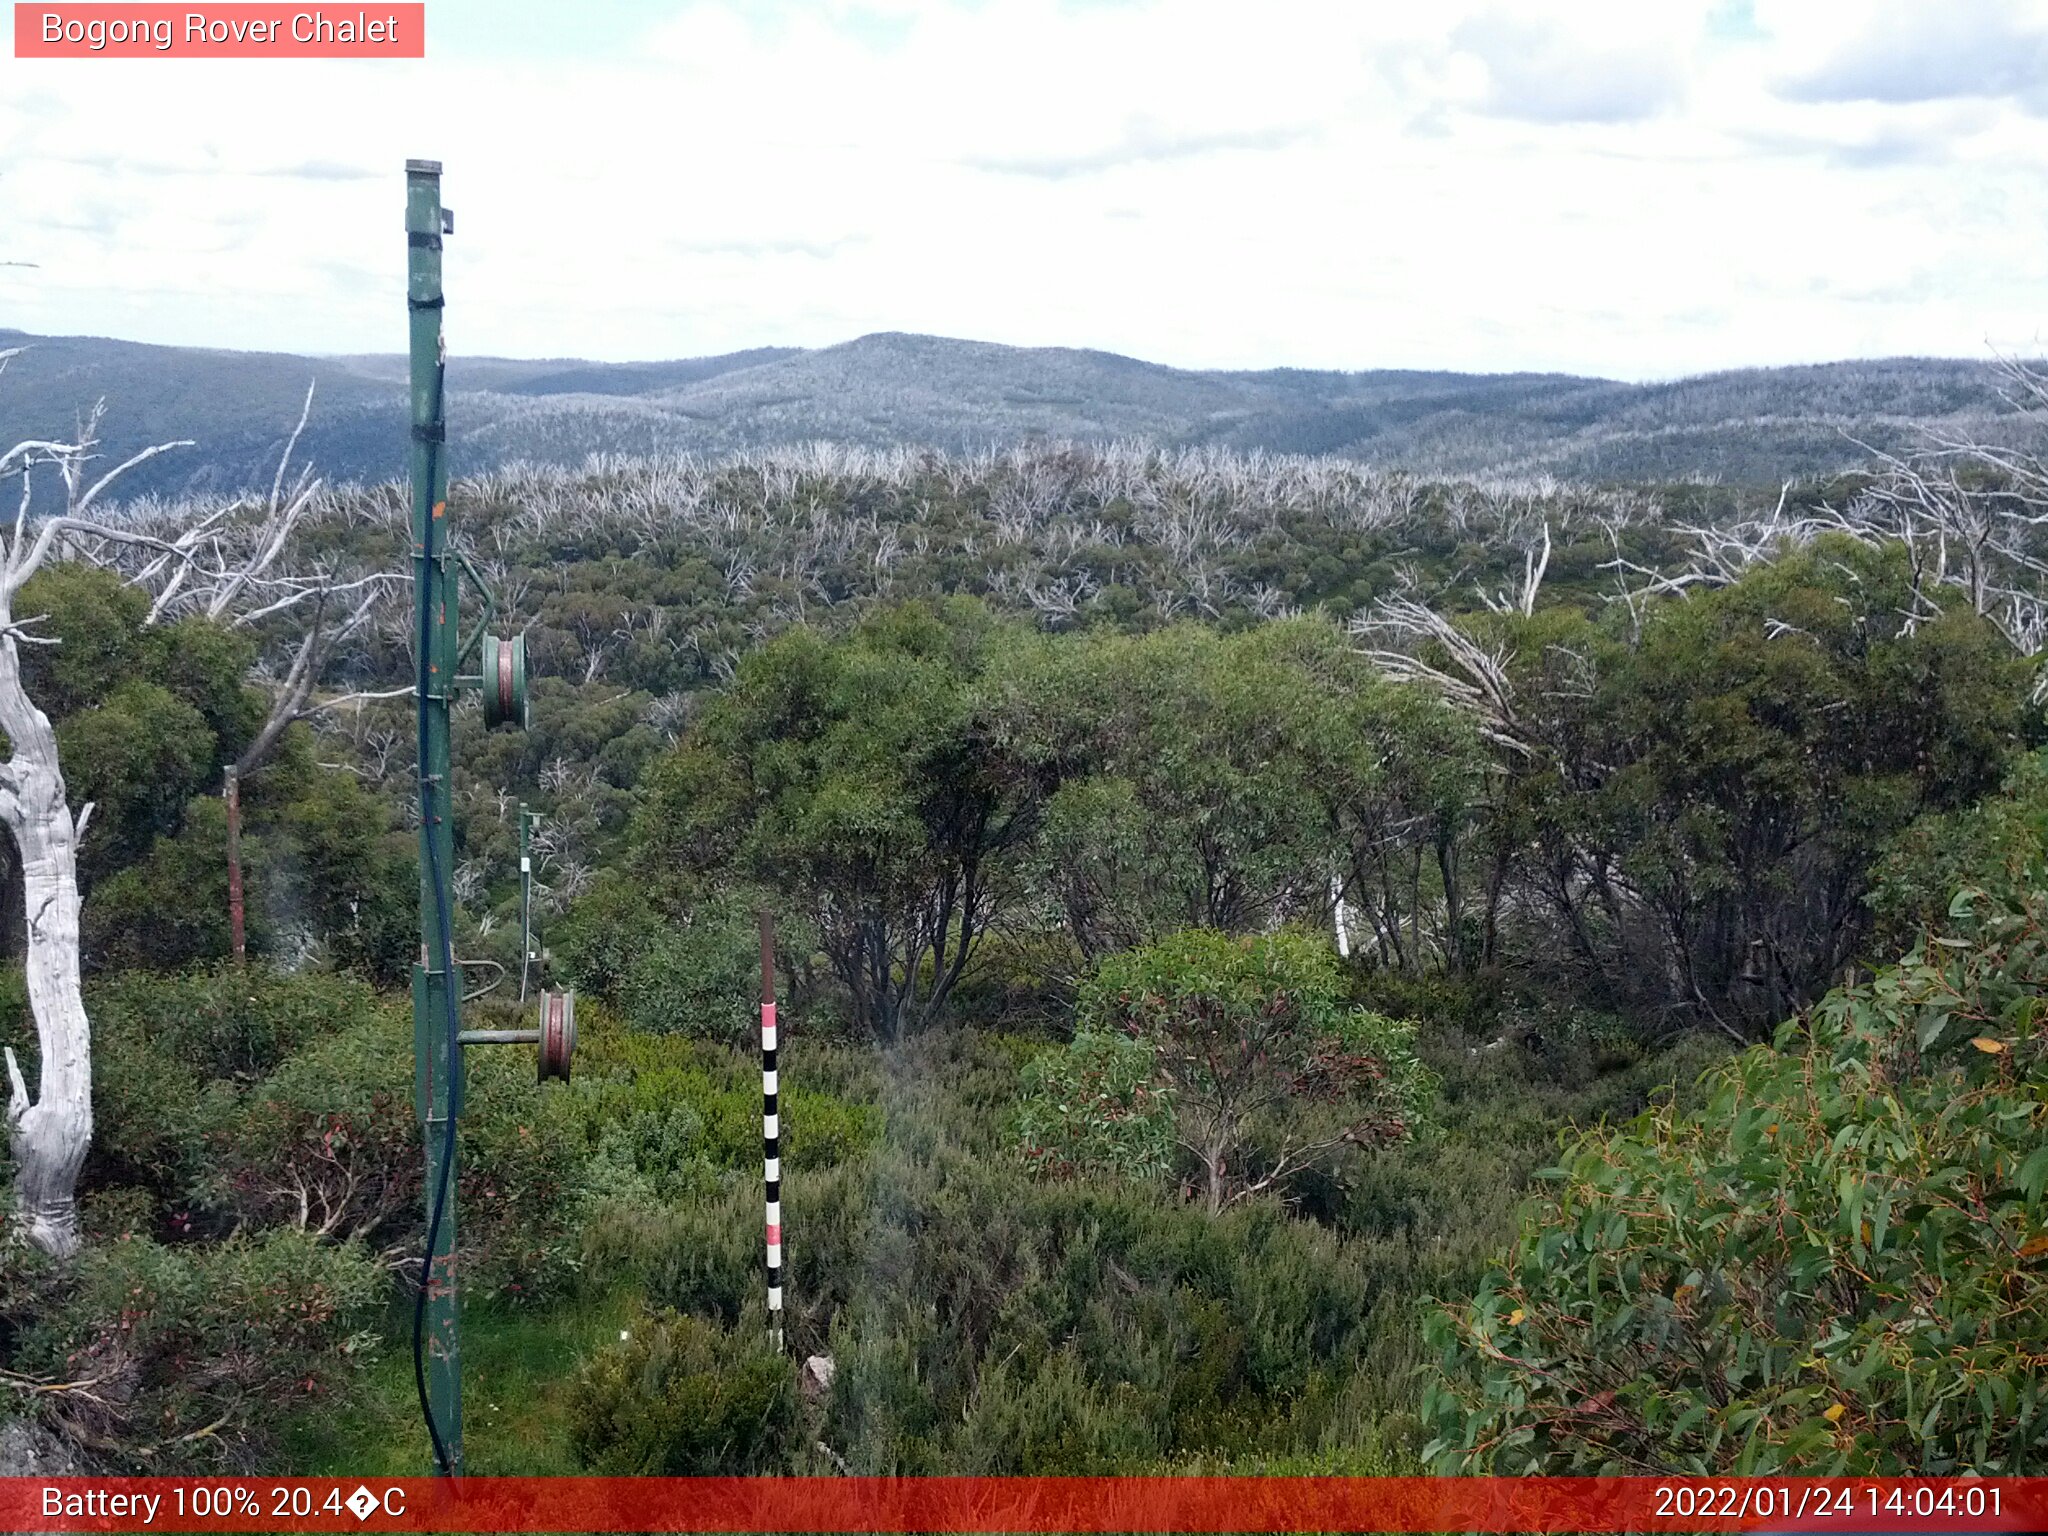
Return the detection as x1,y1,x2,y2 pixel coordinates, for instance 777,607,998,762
406,157,463,1475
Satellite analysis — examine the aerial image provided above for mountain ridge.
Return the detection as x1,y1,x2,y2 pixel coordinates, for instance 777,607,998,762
0,326,2030,502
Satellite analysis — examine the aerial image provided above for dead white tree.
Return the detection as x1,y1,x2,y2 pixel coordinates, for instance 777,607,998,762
1350,595,1533,758
226,579,409,779
0,377,208,1256
115,384,413,779
1478,521,1551,618
2,375,401,1254
1608,356,2048,670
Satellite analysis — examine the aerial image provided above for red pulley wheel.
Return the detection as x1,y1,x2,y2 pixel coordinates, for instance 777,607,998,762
496,638,514,719
480,632,529,730
538,989,576,1082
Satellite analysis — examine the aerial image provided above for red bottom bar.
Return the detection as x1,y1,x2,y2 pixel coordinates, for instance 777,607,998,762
4,1477,2043,1534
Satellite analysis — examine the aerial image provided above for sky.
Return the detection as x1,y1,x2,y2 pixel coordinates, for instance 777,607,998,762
2,0,2046,381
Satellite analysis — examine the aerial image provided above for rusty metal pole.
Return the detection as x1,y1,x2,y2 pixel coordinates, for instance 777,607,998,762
223,763,245,965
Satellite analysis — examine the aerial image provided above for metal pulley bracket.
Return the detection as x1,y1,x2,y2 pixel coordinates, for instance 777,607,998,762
456,988,575,1082
480,631,529,730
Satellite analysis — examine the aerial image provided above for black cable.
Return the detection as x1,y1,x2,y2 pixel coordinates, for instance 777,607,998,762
412,351,462,1478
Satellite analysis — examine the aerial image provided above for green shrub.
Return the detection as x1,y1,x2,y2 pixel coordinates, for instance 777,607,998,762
943,925,1084,1030
1422,838,2048,1473
807,1146,1390,1472
457,1034,592,1300
1015,1029,1172,1181
569,1308,796,1473
1347,969,1508,1039
620,894,788,1044
83,798,238,972
559,877,788,1046
948,1346,1158,1473
588,1182,758,1325
91,977,584,1296
589,1157,876,1342
259,766,417,988
591,1082,1400,1475
584,1105,714,1205
568,1025,881,1183
90,965,380,1081
8,1229,381,1471
1869,747,2048,953
88,966,387,1201
1073,929,1435,1210
89,1008,204,1198
189,1002,418,1246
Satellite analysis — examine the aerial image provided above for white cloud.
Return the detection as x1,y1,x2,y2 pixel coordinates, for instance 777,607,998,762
1771,0,2048,109
0,0,2042,380
1450,3,1694,124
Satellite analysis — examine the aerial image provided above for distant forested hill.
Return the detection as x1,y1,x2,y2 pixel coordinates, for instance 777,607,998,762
0,326,2031,501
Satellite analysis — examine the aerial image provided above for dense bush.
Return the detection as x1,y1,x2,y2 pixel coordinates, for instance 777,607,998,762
817,1153,1394,1473
567,1009,1470,1475
569,1308,797,1474
190,1014,421,1246
1471,540,2035,1037
582,1148,877,1345
91,965,377,1084
1006,620,1487,964
570,1013,1543,1475
85,967,585,1294
255,764,418,987
1015,1030,1171,1182
1044,929,1434,1211
1422,828,2048,1473
79,762,415,982
84,798,240,974
637,599,1049,1041
3,1227,381,1470
558,877,788,1045
569,1025,882,1187
14,442,2037,1478
1869,749,2048,954
86,967,383,1199
601,546,2033,1048
0,563,416,981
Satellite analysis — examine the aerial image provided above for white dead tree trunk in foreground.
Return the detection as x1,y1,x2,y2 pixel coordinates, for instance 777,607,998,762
1,368,393,1255
0,368,199,1255
0,551,95,1257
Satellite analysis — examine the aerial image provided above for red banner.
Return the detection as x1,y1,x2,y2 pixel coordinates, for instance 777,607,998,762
13,4,425,58
1,1477,2042,1533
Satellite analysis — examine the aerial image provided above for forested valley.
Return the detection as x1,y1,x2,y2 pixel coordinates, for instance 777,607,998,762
3,399,2048,1476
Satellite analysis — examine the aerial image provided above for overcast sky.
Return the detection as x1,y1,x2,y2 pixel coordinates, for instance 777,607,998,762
3,0,2045,380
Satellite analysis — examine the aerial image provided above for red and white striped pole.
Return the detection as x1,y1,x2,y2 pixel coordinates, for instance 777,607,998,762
760,910,783,1354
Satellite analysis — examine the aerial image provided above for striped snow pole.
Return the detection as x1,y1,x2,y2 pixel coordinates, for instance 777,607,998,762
760,910,783,1353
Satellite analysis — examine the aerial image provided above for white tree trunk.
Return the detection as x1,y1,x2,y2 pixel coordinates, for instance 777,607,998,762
0,383,231,1259
0,379,345,1258
0,619,92,1258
